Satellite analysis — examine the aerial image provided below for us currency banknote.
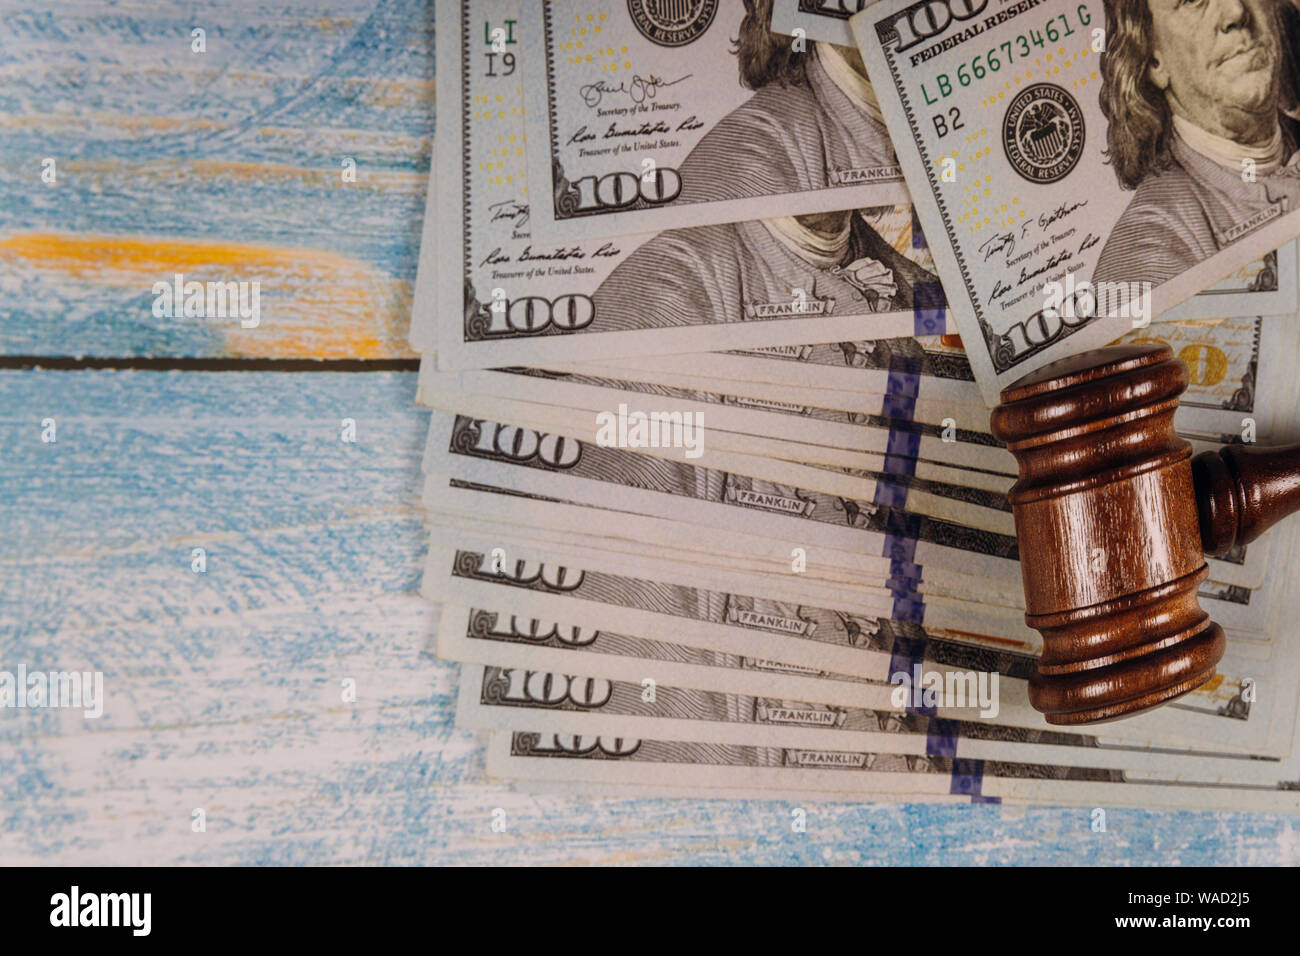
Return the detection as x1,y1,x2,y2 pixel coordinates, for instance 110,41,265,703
445,602,1292,777
426,365,1021,474
438,600,1033,714
420,369,1273,586
485,730,1300,808
426,383,1025,531
437,517,1087,661
551,342,1259,436
426,477,1281,645
419,382,1023,524
424,411,1276,614
455,661,1291,783
560,315,1291,437
425,423,1269,599
518,0,911,240
493,313,1289,452
429,537,1290,752
439,602,1277,754
430,0,951,370
424,366,1020,475
426,481,1028,616
428,411,1026,576
432,539,1027,669
849,0,1300,400
429,465,1287,667
426,453,1283,653
421,364,1278,589
771,0,873,46
451,326,1273,469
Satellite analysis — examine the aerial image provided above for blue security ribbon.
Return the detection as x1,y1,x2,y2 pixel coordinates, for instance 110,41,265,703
910,210,947,334
949,758,1002,804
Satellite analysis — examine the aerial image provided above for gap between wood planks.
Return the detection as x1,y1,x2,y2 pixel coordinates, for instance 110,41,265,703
0,357,420,372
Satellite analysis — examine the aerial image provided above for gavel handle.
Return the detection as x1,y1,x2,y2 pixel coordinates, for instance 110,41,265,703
1191,443,1300,556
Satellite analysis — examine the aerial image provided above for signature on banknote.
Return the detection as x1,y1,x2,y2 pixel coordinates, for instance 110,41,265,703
488,200,530,228
979,232,1018,264
579,73,692,108
979,201,1092,265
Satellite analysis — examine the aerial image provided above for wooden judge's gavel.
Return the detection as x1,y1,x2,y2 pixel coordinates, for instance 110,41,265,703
990,343,1300,725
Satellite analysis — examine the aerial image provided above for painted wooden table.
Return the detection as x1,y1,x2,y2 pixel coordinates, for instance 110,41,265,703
2,0,1297,865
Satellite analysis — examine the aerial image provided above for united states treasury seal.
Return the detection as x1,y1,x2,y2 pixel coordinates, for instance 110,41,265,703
1001,84,1084,184
626,0,718,47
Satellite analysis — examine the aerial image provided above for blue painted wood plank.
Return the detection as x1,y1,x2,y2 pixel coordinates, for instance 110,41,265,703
3,368,429,558
4,368,1299,864
0,0,435,358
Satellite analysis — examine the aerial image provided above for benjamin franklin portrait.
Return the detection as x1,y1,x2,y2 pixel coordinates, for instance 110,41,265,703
1092,0,1300,289
588,207,941,331
673,0,901,203
578,0,943,331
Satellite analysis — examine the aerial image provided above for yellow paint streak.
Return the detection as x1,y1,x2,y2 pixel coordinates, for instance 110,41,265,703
255,126,429,155
0,233,413,359
0,114,227,133
301,17,359,30
47,158,426,190
360,78,436,107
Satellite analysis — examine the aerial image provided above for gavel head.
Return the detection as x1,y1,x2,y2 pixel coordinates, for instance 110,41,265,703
990,343,1225,725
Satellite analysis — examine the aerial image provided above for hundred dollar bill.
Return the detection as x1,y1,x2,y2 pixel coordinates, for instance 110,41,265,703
427,481,1028,614
429,506,1045,643
442,505,1300,665
498,316,1282,449
518,0,911,240
431,507,1044,639
418,367,1025,493
424,399,1273,600
536,323,1288,572
429,477,1281,643
438,600,1033,711
429,459,1282,657
549,362,1001,431
538,317,1286,473
442,606,1293,774
772,0,875,46
433,536,1028,663
419,372,1272,586
1176,243,1300,321
428,411,1026,577
429,537,1291,752
431,472,1257,616
454,662,1288,783
850,0,1300,401
423,363,1275,587
506,779,968,800
432,0,950,370
421,376,1020,508
552,347,1258,438
426,458,1280,645
423,364,1020,476
428,385,1025,531
485,731,1300,809
426,364,1022,472
562,315,1290,435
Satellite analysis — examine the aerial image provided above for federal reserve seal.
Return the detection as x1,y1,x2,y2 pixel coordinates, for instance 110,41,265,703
626,0,718,47
1001,84,1084,184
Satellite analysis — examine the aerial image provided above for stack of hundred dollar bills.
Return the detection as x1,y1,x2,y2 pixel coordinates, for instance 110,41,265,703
409,0,1300,807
